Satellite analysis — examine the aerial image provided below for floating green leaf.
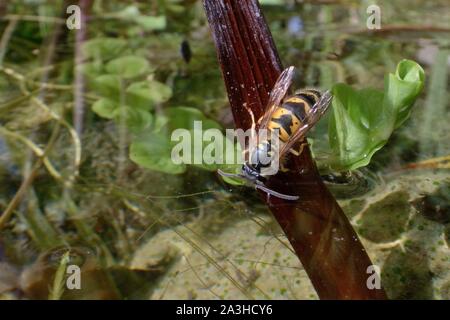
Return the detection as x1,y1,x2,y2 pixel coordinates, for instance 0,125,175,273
129,107,239,175
130,131,185,174
153,114,169,133
147,80,173,104
126,82,156,111
386,59,425,129
115,5,140,19
93,74,122,99
219,165,246,186
118,107,153,133
114,5,166,31
165,106,221,132
92,99,152,133
166,107,240,173
136,16,167,31
326,59,425,171
92,98,118,119
83,37,127,61
126,80,172,109
106,55,151,79
79,61,104,79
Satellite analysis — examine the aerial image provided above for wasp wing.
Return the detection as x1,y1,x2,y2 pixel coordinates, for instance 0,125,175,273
258,66,295,130
278,91,333,159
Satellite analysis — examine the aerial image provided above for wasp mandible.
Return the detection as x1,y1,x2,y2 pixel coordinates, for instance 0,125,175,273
218,66,333,200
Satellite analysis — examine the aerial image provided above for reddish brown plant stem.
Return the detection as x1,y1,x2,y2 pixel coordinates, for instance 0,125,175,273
204,0,387,299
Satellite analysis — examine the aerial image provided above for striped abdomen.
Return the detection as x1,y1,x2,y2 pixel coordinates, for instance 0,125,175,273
267,89,321,142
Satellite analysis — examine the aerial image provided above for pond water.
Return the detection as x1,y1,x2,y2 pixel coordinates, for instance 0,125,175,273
0,0,449,299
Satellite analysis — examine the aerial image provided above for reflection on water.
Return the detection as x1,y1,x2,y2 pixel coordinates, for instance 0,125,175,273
0,0,449,299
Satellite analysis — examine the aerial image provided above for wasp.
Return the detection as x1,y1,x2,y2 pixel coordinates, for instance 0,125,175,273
218,66,333,200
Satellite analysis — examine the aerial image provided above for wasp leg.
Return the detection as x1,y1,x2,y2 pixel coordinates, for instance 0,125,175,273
289,142,308,156
243,103,256,131
280,163,289,172
242,103,257,151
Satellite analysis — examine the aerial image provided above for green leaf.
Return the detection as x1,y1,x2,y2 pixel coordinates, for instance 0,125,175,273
126,80,172,109
126,82,155,111
166,4,185,14
148,80,173,104
93,100,152,133
83,38,127,61
165,107,224,171
386,59,425,128
79,61,104,79
328,85,387,171
130,131,186,174
169,108,242,173
93,74,122,99
165,106,221,132
129,106,240,175
116,5,140,19
153,115,169,133
114,6,166,31
326,60,425,172
188,128,236,172
219,168,246,186
116,107,153,133
92,98,118,119
106,55,151,79
136,16,167,31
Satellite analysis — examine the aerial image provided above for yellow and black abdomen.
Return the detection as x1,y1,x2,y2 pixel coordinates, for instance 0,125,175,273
267,89,321,142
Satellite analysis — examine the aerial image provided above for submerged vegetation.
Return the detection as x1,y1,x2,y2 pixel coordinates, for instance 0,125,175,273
0,0,449,299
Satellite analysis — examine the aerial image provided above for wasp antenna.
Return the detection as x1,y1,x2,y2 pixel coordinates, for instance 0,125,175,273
254,184,299,201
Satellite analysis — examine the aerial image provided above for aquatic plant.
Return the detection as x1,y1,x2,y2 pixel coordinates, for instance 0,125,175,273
325,59,425,172
0,0,448,301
